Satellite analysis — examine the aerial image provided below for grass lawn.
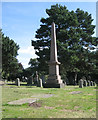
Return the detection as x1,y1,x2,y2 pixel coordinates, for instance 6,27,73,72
1,82,97,119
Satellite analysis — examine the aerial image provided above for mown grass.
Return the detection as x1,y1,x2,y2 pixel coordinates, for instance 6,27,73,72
1,83,97,118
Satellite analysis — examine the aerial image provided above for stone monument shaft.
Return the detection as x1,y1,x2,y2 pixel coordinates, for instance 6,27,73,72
50,22,57,62
43,22,64,88
49,22,60,77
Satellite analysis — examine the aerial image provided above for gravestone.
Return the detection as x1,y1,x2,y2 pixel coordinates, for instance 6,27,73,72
41,75,46,85
83,80,87,87
43,22,64,88
87,80,91,86
37,78,43,87
91,81,93,86
27,76,32,86
79,79,83,88
15,78,20,86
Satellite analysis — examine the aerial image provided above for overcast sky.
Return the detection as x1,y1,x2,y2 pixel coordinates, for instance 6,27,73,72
2,1,97,68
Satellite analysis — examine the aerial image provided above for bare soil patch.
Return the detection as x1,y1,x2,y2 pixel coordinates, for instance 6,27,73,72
29,101,42,108
60,109,82,112
88,94,93,95
69,91,82,94
44,106,55,109
31,94,54,98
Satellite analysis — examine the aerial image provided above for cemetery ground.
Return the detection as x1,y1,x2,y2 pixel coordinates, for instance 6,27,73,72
1,82,97,118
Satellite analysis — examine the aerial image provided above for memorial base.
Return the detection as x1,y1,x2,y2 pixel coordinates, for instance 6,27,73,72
43,83,65,88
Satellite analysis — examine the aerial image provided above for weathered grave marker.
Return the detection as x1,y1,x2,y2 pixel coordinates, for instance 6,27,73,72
37,78,43,87
83,80,87,87
91,81,93,86
16,78,20,86
79,79,83,88
41,75,46,85
87,80,91,86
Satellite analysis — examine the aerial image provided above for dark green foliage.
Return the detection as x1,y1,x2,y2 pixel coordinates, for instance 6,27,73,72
1,30,23,81
90,50,98,83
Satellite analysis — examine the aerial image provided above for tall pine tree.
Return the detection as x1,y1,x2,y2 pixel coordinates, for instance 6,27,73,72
32,4,97,83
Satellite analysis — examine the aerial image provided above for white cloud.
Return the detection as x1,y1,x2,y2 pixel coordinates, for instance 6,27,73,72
18,46,36,56
17,46,38,68
17,56,31,68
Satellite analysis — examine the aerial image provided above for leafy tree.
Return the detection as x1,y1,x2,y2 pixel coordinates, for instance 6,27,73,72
1,30,23,81
22,58,39,78
15,63,24,81
28,58,39,72
22,67,32,78
32,4,97,84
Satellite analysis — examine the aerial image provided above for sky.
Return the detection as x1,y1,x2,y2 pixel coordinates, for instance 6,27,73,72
2,1,97,68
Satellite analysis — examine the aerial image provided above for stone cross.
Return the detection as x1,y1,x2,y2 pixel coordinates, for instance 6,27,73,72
43,22,64,88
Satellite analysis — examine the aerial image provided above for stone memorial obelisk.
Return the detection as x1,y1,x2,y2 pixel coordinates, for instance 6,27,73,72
43,22,64,88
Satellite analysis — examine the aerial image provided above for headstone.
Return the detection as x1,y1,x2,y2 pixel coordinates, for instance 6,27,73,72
41,75,45,85
79,79,83,88
15,78,20,86
83,80,87,87
27,76,32,86
43,22,64,88
87,80,91,86
91,81,93,86
37,78,43,87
